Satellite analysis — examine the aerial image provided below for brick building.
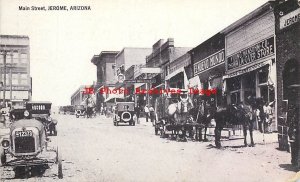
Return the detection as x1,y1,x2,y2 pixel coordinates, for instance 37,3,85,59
274,0,300,150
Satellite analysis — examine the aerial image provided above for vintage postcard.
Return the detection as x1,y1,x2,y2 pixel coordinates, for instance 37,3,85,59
0,0,300,181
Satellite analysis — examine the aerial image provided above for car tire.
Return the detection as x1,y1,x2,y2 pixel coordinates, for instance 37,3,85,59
76,115,79,118
133,121,135,126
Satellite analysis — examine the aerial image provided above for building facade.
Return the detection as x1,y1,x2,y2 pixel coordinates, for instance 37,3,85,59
0,35,32,108
222,2,277,131
190,33,225,107
145,38,191,106
91,51,119,110
71,85,88,106
274,0,300,150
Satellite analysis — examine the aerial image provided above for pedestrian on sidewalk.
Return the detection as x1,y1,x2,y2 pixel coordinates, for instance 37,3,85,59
144,105,149,122
135,104,140,124
149,105,155,126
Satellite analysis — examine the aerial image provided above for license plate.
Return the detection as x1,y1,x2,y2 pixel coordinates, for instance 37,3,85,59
15,130,33,137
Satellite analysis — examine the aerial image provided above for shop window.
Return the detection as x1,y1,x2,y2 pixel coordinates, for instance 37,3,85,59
230,92,240,105
258,66,269,84
243,72,256,89
227,77,241,91
260,85,275,103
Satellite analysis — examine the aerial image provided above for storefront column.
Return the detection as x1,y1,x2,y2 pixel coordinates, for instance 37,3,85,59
241,76,245,103
256,72,260,98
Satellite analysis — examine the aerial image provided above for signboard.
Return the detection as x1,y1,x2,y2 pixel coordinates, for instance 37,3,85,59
124,79,156,83
280,8,300,30
140,67,161,74
193,50,224,76
227,36,274,71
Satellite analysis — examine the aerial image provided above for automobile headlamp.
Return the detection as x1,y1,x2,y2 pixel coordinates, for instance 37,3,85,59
24,110,30,117
1,139,10,148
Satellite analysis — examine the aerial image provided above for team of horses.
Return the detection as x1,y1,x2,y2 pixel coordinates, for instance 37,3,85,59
155,93,260,148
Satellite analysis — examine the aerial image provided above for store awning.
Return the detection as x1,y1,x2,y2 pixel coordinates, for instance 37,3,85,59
165,67,185,81
134,83,146,89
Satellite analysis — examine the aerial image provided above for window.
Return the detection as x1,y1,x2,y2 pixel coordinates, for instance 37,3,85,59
243,72,256,89
20,54,27,64
20,74,28,85
12,74,18,85
228,77,241,91
258,66,269,84
0,55,3,64
13,52,19,63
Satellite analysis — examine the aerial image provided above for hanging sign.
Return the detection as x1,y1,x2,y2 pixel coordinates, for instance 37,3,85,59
280,8,300,30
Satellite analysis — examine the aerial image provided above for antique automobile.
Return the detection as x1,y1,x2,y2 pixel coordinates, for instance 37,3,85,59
0,102,63,179
113,102,136,126
24,101,58,136
75,105,86,118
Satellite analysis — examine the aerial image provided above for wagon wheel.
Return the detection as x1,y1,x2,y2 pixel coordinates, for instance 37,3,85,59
0,149,6,165
56,147,63,179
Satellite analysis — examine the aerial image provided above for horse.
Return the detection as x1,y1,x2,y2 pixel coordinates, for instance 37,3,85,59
190,95,213,141
156,91,194,141
169,95,194,141
214,102,255,148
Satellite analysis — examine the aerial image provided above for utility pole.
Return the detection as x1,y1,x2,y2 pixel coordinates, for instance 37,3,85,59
3,50,7,107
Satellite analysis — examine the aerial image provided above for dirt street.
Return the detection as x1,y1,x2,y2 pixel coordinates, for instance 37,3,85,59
0,114,298,182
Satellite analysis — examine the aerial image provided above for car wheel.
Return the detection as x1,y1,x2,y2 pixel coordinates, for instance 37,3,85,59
76,115,79,118
116,122,118,126
133,121,135,126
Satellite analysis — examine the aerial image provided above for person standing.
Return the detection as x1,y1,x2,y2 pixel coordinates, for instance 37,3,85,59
149,105,155,126
144,105,149,122
135,104,140,124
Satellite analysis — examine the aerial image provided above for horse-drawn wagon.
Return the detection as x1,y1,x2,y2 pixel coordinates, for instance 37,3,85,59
154,89,194,141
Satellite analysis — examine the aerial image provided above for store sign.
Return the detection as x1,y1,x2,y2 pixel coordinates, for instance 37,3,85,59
194,50,224,76
227,37,274,71
280,8,300,29
227,61,269,78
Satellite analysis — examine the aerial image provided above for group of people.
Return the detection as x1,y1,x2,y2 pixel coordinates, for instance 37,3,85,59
133,104,155,125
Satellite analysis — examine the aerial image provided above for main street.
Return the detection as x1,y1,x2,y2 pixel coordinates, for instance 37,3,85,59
1,114,298,182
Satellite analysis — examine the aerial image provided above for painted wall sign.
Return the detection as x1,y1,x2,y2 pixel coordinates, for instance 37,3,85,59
280,8,300,29
193,50,224,76
226,36,274,71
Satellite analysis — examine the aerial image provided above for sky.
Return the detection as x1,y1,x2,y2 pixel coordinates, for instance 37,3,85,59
0,0,269,106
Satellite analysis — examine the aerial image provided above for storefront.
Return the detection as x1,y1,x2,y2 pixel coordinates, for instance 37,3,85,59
165,53,191,90
222,3,277,130
190,33,225,107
